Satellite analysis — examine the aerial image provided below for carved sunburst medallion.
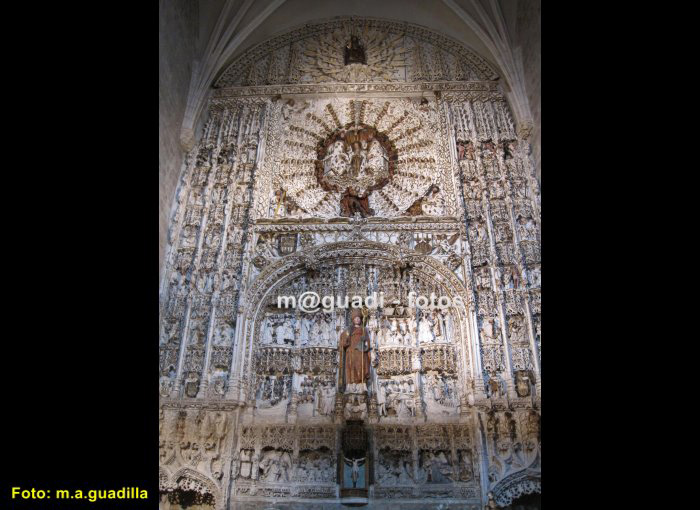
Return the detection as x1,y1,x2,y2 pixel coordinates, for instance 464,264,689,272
300,25,407,83
315,124,398,197
273,98,441,219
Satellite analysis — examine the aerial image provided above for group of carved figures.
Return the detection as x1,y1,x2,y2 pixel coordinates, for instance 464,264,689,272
235,448,335,484
260,306,453,350
235,448,293,482
298,452,334,482
375,449,473,485
261,312,338,348
373,310,450,346
252,306,464,415
423,373,459,407
256,373,462,420
376,377,417,417
297,376,336,416
259,449,293,482
261,314,296,346
232,446,475,487
256,375,292,408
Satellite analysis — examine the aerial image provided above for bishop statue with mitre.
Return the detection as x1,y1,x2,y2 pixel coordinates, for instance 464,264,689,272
341,308,372,392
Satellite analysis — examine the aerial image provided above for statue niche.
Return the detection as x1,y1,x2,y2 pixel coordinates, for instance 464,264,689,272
340,420,370,502
344,35,366,65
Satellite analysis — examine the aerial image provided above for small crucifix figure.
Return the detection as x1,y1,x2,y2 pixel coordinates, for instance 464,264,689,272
343,456,366,488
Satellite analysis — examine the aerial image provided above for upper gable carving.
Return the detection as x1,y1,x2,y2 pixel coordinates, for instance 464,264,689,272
215,17,499,88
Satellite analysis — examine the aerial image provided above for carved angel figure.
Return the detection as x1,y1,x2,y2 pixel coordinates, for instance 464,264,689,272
324,140,350,178
365,139,388,175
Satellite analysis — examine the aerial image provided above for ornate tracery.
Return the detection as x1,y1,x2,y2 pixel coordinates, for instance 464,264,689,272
160,16,540,510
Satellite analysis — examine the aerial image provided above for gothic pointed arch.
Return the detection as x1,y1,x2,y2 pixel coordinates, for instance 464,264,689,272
232,239,477,405
169,467,221,504
491,468,541,508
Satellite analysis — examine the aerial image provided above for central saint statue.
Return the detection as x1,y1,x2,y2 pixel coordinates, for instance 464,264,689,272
340,309,371,391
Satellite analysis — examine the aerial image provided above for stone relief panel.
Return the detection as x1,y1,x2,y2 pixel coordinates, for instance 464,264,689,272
422,372,459,415
254,96,458,222
294,448,335,483
240,257,471,430
376,449,414,485
159,406,232,505
215,18,498,88
375,375,418,418
231,425,339,500
160,18,540,508
255,374,293,410
481,407,540,504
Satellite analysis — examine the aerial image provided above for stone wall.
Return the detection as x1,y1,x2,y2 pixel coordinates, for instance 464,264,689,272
159,0,199,278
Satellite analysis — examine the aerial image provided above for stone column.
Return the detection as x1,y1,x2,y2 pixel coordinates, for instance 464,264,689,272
198,302,217,397
449,425,459,481
412,351,425,420
287,392,299,424
368,393,379,423
334,392,345,425
411,427,420,483
172,297,193,398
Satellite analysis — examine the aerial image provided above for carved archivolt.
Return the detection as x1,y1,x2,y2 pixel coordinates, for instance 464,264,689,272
160,467,221,504
491,469,541,507
237,240,474,398
245,240,471,309
215,18,499,88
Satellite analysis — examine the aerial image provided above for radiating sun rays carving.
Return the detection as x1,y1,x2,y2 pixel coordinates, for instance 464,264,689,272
272,98,440,219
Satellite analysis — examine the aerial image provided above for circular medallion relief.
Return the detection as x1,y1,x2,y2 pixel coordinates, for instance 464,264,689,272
315,124,398,197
